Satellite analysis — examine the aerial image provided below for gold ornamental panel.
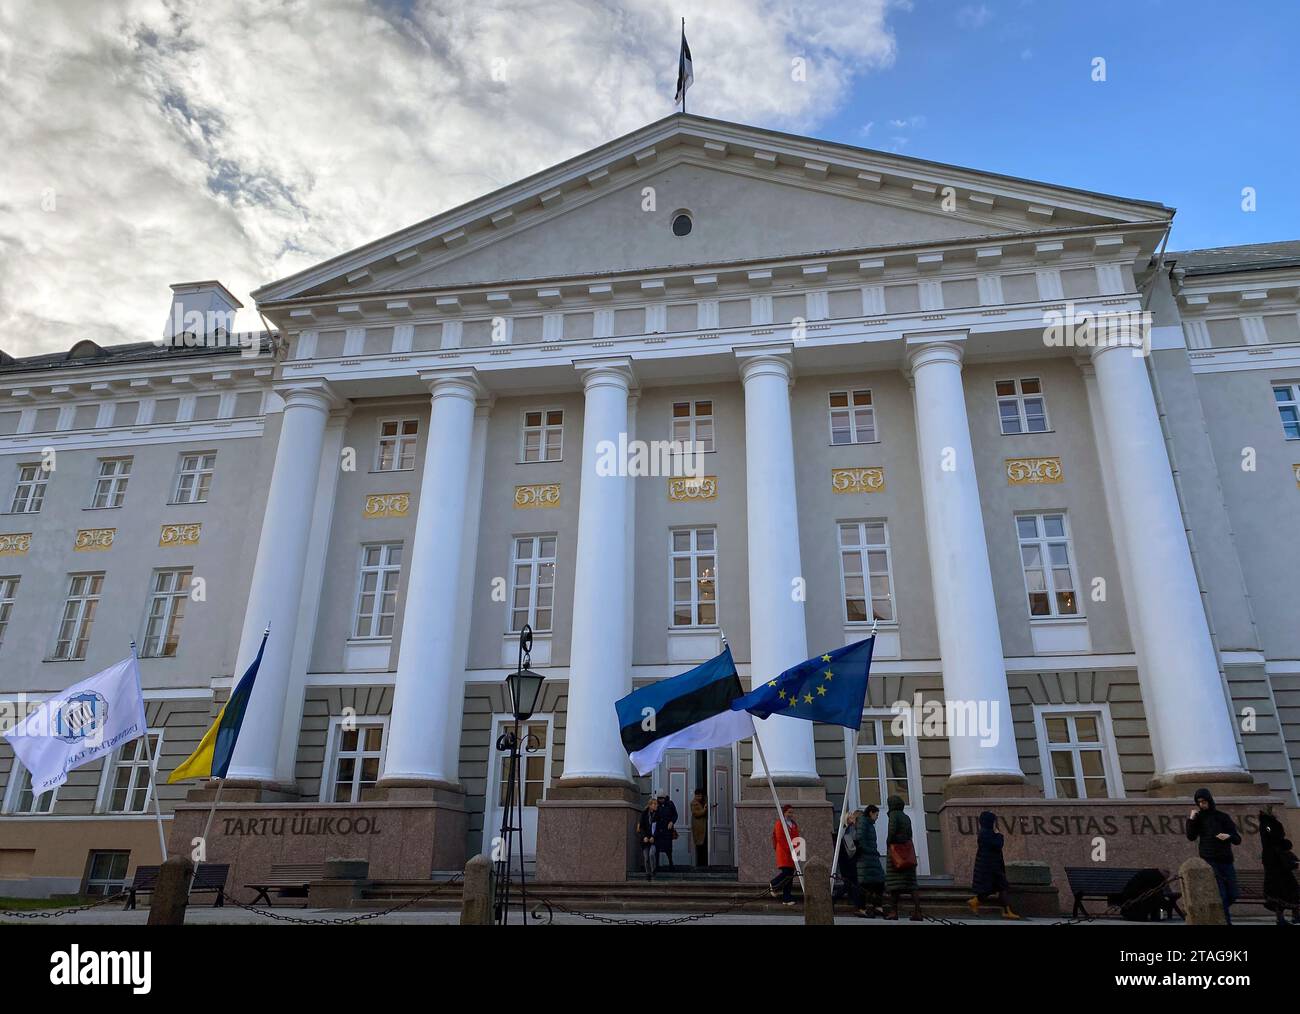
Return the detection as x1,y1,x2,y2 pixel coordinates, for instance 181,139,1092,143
160,523,201,548
0,533,32,556
830,467,885,494
364,493,411,519
75,528,116,552
514,483,561,509
667,476,718,502
1005,457,1063,486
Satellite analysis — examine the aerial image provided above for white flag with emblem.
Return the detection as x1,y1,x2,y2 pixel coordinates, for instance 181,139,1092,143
3,656,146,797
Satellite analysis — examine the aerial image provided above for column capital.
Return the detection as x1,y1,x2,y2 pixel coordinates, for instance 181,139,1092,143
735,342,796,385
1086,316,1149,362
574,356,634,392
418,367,485,402
274,378,345,413
904,329,969,373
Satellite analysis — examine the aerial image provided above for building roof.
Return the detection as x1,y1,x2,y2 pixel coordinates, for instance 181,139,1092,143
0,335,275,376
1170,239,1300,276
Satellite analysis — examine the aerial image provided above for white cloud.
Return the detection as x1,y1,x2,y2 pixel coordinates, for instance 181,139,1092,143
0,0,904,353
956,4,993,29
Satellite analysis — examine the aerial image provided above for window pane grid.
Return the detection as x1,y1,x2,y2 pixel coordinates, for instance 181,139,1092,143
106,733,161,813
828,390,876,444
330,722,385,803
1043,711,1113,799
1017,513,1080,618
1275,384,1300,439
670,401,714,453
53,574,103,660
670,527,719,627
353,543,403,638
376,419,419,471
10,463,50,514
510,536,557,632
521,409,564,462
142,569,192,657
173,453,215,504
838,521,895,623
90,457,133,509
996,378,1050,435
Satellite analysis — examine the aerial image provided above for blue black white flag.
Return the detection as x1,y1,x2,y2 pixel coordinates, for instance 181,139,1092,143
674,20,693,109
731,637,875,730
616,646,752,775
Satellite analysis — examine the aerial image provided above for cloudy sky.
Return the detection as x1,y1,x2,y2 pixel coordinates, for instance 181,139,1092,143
1,0,1296,355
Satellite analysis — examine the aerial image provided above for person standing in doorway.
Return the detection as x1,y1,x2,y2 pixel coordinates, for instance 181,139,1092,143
883,795,922,921
1186,787,1242,924
856,804,885,917
966,810,1021,919
636,796,660,882
769,803,800,906
656,791,678,872
690,788,709,868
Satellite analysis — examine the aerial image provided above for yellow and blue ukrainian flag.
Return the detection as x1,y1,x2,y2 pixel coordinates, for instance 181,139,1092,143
730,636,875,730
168,631,267,783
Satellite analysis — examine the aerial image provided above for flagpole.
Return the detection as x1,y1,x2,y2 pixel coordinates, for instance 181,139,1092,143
829,621,874,888
130,641,169,862
751,727,805,895
680,18,686,114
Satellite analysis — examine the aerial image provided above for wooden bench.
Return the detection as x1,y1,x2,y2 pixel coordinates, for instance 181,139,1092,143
1236,870,1266,906
244,863,326,906
124,863,229,910
1064,866,1180,920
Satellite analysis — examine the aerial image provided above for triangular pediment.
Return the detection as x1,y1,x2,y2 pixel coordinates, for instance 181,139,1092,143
254,114,1170,305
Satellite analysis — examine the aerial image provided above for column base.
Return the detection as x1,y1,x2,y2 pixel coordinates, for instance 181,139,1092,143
369,778,465,805
1145,769,1272,799
735,780,832,884
535,780,640,883
185,778,300,803
943,773,1041,800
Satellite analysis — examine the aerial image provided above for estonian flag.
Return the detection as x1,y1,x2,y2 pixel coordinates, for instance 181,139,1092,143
674,22,693,108
616,646,753,776
731,637,875,730
168,631,267,783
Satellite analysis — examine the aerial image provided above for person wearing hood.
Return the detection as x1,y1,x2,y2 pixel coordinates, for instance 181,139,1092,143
1186,787,1242,923
883,794,922,921
1258,807,1300,926
655,791,679,872
855,803,886,917
967,809,1021,919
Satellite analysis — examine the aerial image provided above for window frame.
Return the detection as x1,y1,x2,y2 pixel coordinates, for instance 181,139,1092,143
3,762,59,814
95,728,163,814
670,399,716,454
140,568,194,658
51,572,104,661
374,417,420,472
319,715,389,803
995,377,1051,435
82,849,132,897
88,456,133,509
827,389,878,445
1033,704,1124,800
509,534,557,634
1015,511,1083,620
518,408,565,464
352,542,403,640
669,526,719,629
836,520,897,626
1273,382,1300,440
0,574,18,649
171,451,216,505
9,462,50,514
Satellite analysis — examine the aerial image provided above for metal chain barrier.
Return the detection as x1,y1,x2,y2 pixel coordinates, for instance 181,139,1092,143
1047,872,1184,926
0,892,129,920
523,885,776,925
211,875,463,925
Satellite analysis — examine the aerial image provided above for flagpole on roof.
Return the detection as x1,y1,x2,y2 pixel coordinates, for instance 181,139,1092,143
681,19,686,114
130,641,170,862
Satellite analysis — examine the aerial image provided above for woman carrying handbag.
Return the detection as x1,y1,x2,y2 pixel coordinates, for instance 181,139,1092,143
883,795,922,921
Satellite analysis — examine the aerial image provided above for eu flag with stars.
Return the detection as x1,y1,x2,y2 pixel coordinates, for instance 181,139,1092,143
730,637,875,730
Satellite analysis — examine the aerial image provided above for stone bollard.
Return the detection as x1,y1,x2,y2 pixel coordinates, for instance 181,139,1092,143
802,860,834,925
146,855,195,926
1179,857,1227,925
1006,860,1059,918
308,858,370,909
461,854,493,925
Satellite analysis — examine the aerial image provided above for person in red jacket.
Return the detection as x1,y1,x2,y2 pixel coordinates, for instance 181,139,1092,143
769,804,801,905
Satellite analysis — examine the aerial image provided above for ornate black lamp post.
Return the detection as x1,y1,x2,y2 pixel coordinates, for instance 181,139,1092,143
493,624,545,925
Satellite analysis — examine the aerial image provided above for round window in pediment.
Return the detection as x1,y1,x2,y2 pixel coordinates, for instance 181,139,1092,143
671,211,693,237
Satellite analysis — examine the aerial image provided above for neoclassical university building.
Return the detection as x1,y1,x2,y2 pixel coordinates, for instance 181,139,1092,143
1,115,1297,898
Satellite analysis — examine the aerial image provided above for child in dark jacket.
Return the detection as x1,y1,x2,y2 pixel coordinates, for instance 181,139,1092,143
967,810,1021,919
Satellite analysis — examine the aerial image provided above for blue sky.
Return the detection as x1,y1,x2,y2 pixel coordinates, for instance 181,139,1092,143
814,0,1299,250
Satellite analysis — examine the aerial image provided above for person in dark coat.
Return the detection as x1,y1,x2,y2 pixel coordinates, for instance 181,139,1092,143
1258,808,1300,926
882,795,922,921
833,811,862,909
635,797,671,881
855,804,885,917
967,810,1021,919
1186,787,1242,924
655,792,679,872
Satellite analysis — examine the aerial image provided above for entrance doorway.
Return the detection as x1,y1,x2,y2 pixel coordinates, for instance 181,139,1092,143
652,745,735,869
484,715,553,859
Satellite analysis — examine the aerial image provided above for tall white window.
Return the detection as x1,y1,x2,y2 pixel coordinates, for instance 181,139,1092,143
325,721,386,803
510,535,556,632
520,409,564,462
9,463,50,514
1036,708,1117,799
671,399,714,452
376,418,419,471
90,457,132,508
996,378,1049,434
172,452,216,504
102,731,162,813
829,390,876,445
1274,383,1300,439
0,575,17,648
52,573,103,661
353,543,402,638
141,569,193,657
855,716,911,808
670,527,718,627
837,521,895,624
5,766,56,814
1016,513,1080,618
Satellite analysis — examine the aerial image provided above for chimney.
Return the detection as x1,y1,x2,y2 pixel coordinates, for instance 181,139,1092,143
164,281,243,343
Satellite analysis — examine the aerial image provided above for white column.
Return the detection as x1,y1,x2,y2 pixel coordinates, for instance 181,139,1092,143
381,370,483,786
906,335,1024,784
1089,334,1245,781
560,358,634,784
227,381,338,784
737,347,818,782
